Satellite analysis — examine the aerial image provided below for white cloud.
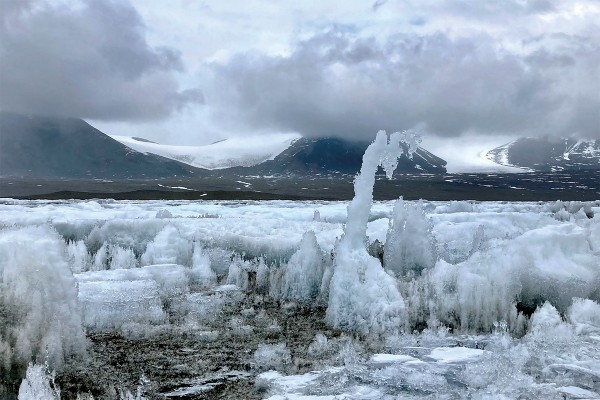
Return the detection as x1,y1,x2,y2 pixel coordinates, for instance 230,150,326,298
3,0,599,144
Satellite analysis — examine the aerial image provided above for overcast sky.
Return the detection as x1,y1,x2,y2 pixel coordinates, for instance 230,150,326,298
1,0,598,147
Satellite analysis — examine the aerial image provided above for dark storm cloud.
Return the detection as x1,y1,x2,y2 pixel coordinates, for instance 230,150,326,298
0,0,203,120
211,30,600,140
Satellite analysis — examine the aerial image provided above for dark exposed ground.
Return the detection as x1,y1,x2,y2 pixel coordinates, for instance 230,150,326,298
1,170,599,201
55,290,350,400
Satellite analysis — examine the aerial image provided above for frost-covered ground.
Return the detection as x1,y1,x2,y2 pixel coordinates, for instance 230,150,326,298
1,196,599,399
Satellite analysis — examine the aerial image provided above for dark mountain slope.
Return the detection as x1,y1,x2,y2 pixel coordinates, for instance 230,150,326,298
230,137,447,176
0,112,204,178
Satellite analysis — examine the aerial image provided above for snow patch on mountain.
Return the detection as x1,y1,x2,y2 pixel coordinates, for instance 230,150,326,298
420,136,526,173
110,133,301,170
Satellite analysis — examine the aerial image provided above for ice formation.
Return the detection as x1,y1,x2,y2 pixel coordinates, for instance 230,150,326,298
76,268,168,331
326,130,420,336
0,187,598,397
17,364,60,400
65,240,91,273
252,343,292,371
568,298,600,335
279,231,325,301
189,243,217,286
226,256,256,291
93,242,137,270
141,224,193,266
384,197,436,277
0,225,87,379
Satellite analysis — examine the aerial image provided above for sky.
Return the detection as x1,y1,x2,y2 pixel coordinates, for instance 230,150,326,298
1,0,599,154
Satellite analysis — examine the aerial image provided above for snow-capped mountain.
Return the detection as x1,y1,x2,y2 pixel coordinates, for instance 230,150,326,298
0,112,201,178
113,135,447,175
238,137,447,175
109,133,301,170
1,112,447,179
486,137,600,172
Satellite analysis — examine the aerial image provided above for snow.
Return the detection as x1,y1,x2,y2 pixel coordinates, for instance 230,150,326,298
420,135,527,173
161,370,251,398
564,139,598,161
110,133,300,169
157,183,193,190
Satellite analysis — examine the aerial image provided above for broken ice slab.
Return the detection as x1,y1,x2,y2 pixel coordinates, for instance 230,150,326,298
369,354,423,368
76,264,194,331
426,347,488,363
556,386,600,399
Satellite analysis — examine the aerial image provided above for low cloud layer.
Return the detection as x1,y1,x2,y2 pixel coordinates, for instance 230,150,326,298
211,29,599,140
1,0,598,143
0,0,203,121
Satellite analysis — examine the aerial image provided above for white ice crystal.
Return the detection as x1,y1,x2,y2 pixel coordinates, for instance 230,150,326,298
17,364,60,400
384,198,436,277
0,225,87,375
280,231,325,301
141,224,192,266
253,343,292,371
190,243,217,286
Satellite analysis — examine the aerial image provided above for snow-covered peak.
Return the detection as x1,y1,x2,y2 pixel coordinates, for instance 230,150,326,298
110,133,301,170
487,137,600,172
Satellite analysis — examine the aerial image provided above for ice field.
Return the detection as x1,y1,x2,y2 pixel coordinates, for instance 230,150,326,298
2,196,599,398
0,133,599,399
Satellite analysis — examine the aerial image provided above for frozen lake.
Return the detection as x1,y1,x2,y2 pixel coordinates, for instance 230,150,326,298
1,198,599,399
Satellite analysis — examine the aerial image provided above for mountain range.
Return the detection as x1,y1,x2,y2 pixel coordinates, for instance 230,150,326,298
0,112,198,179
487,137,600,172
2,112,599,179
228,137,447,175
0,113,447,178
